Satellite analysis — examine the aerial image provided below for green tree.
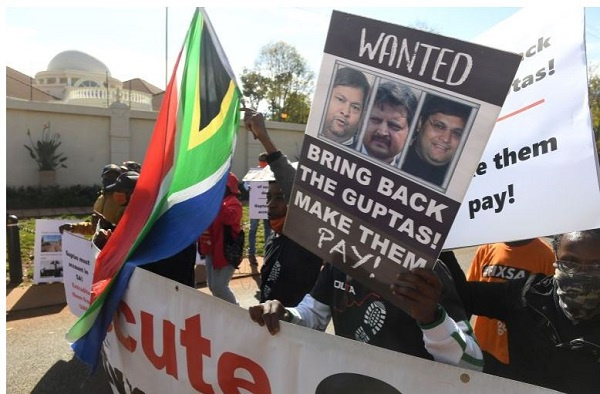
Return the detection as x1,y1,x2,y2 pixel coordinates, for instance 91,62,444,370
240,69,269,110
282,91,312,124
588,67,600,154
241,41,314,123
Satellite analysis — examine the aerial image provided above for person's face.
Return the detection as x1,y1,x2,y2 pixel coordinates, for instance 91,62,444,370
102,172,120,188
416,113,465,166
554,232,600,321
112,191,129,206
266,183,287,220
556,233,600,270
322,85,364,143
363,103,409,164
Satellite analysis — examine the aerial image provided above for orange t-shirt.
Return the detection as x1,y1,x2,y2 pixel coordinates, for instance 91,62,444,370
466,239,555,364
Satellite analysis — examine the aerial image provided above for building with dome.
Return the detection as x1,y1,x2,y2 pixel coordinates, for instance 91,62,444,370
6,50,304,189
30,50,160,111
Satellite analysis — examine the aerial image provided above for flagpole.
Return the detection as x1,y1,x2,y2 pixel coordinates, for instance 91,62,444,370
165,7,168,89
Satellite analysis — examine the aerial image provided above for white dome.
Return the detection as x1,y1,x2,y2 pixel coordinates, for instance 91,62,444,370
47,50,111,76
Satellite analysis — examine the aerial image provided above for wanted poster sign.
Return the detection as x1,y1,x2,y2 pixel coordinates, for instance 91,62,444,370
283,11,521,305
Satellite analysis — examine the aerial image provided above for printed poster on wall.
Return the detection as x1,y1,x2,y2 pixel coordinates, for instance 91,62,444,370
445,8,600,248
102,268,551,393
61,231,94,316
283,10,521,306
33,219,75,284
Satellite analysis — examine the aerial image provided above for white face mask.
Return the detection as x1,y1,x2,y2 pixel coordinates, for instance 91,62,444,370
554,261,600,323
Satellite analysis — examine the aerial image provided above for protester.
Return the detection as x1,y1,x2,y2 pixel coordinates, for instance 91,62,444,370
92,170,139,250
359,81,417,165
59,163,124,236
462,228,600,392
244,108,482,371
249,260,483,371
466,238,555,370
319,67,370,147
243,109,324,307
246,152,271,267
401,95,470,186
197,172,243,304
93,164,126,226
91,170,197,287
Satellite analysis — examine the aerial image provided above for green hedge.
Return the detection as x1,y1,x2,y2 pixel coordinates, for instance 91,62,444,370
7,181,249,210
7,185,101,209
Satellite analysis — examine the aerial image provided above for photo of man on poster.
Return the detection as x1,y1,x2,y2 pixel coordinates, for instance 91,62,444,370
401,95,473,187
319,66,371,147
357,80,420,166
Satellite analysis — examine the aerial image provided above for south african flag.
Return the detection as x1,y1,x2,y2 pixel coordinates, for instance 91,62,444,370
67,8,241,371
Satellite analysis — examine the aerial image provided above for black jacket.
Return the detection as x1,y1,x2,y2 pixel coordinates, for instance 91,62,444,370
310,259,468,359
465,275,600,393
260,233,323,306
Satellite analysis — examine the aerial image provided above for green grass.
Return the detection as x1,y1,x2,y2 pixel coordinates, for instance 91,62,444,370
7,204,265,284
241,202,267,256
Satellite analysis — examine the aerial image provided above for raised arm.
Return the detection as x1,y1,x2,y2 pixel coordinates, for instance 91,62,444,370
242,108,297,199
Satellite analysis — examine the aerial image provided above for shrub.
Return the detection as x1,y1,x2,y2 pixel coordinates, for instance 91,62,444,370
24,122,68,171
7,185,100,210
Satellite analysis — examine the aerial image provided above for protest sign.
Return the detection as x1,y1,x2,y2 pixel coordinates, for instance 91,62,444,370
102,268,552,393
445,8,600,248
243,167,271,219
249,181,269,219
33,219,75,283
62,231,94,316
283,11,521,305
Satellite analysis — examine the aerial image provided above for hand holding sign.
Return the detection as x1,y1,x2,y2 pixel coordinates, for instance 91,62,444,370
248,299,288,335
390,268,442,325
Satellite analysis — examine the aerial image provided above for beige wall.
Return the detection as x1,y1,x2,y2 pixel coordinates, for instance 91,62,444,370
6,98,306,188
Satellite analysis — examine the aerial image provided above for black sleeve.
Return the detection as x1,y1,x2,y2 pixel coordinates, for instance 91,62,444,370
463,280,512,321
434,260,468,322
310,263,335,307
464,275,543,321
438,251,470,318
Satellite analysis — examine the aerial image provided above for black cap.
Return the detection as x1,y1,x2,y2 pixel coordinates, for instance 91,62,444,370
105,171,139,193
122,160,141,173
101,164,123,188
101,164,122,177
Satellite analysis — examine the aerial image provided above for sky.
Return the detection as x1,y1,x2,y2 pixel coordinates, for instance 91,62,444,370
5,5,600,91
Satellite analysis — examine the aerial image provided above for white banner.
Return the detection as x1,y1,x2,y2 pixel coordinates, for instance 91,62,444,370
445,8,600,248
61,232,94,316
33,219,74,283
102,268,554,393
